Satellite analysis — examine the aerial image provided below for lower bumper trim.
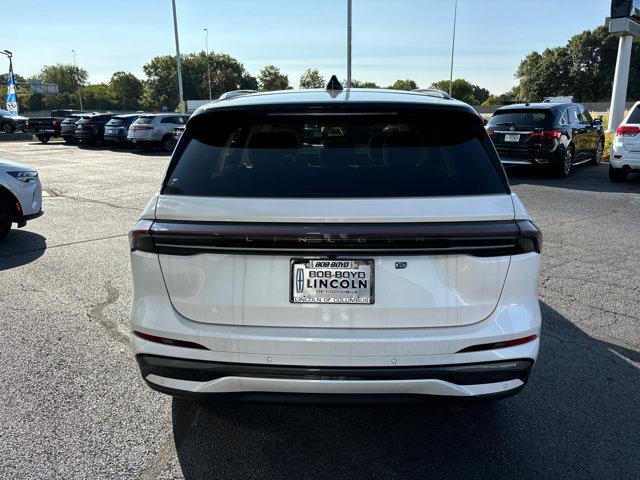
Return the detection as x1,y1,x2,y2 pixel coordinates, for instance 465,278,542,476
137,355,533,399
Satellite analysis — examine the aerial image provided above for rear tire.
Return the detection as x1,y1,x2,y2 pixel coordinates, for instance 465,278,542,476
609,164,628,183
556,145,574,177
0,199,12,241
590,139,604,165
3,123,14,134
36,135,50,144
161,135,175,152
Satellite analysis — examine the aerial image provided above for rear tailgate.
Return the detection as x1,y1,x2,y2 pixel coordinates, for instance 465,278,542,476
153,196,516,329
621,106,640,152
149,105,523,329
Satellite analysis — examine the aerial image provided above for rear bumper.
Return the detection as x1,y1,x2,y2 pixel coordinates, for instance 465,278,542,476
75,131,100,141
104,134,129,143
137,354,533,400
611,149,640,170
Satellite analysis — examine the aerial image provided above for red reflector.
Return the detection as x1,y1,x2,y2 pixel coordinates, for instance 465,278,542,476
487,130,497,137
531,130,561,139
616,125,640,136
457,335,537,353
133,331,208,350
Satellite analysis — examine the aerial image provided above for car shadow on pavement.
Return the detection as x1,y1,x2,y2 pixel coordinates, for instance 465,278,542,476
506,164,640,194
0,229,46,271
169,301,639,480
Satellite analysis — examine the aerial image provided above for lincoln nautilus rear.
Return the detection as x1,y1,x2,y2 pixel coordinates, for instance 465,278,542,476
129,84,542,402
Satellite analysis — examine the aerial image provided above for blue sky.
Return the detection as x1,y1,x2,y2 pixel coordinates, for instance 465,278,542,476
4,0,610,94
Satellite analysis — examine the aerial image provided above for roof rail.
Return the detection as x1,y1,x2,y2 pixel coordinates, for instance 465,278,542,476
218,90,258,101
411,88,452,100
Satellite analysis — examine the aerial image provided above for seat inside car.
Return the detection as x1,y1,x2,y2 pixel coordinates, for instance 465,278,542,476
246,131,300,169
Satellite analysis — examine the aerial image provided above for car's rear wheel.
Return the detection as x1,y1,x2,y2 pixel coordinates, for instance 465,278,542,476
0,199,12,240
161,135,175,152
556,145,574,177
36,135,50,144
609,164,628,182
590,139,604,165
2,123,13,134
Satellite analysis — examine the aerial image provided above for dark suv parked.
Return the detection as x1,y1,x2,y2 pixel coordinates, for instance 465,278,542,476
74,113,115,145
104,114,140,146
486,103,604,177
61,113,90,144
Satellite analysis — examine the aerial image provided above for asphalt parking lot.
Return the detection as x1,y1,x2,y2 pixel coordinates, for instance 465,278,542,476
1,140,639,480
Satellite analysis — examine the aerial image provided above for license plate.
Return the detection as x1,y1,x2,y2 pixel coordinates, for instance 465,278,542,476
290,259,374,304
504,134,520,142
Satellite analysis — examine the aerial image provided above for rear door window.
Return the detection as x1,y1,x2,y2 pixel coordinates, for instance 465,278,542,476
163,109,508,198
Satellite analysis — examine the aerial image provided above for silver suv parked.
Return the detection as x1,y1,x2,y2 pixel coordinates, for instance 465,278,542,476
127,113,189,151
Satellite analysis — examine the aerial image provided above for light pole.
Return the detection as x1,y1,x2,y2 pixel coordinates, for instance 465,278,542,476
71,50,83,110
171,0,185,113
204,28,212,101
347,0,352,88
448,0,458,97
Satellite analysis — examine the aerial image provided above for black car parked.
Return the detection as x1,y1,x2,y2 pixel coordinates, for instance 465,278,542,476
103,114,140,146
0,109,27,133
60,113,91,144
486,102,605,177
74,113,115,145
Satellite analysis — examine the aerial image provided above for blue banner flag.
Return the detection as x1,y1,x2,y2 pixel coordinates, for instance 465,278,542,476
6,60,19,116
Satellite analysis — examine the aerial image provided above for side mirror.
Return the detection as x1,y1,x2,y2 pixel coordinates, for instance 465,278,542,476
593,118,602,127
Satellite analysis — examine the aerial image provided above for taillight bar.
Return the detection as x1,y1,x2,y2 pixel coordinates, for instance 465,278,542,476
616,125,640,136
132,125,154,131
133,220,542,257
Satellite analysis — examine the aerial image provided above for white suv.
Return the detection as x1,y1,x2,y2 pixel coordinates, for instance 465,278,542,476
129,85,542,402
127,113,189,152
610,101,640,182
0,159,43,240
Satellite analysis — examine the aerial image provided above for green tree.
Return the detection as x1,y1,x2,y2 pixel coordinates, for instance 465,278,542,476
109,71,143,110
42,92,79,110
143,52,257,110
39,64,88,94
258,65,291,91
349,79,380,88
82,84,116,110
299,68,325,89
388,79,418,91
430,78,490,104
513,25,636,102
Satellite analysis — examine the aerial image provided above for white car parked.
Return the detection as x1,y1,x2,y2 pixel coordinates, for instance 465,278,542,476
0,159,43,240
610,101,640,182
127,113,189,152
129,84,542,402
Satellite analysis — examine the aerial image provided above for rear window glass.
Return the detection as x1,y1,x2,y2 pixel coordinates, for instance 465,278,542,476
163,109,507,198
135,116,155,124
488,110,554,128
108,117,135,126
628,106,640,124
